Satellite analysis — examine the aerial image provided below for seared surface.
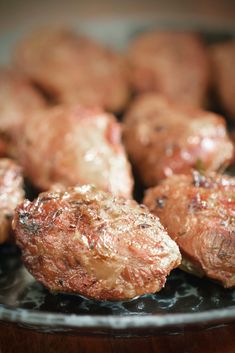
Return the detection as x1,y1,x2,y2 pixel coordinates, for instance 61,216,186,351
0,68,45,156
128,32,209,107
13,185,181,300
0,158,24,244
123,94,233,186
16,104,133,197
144,172,235,287
210,40,235,119
14,28,130,112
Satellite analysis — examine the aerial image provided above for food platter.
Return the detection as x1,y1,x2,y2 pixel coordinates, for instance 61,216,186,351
1,243,235,335
0,17,235,337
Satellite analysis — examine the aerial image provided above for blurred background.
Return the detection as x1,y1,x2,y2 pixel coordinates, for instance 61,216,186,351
0,0,234,64
0,0,235,28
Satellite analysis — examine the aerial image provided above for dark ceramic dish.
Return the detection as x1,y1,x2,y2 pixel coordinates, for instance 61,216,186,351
0,244,235,336
0,20,235,337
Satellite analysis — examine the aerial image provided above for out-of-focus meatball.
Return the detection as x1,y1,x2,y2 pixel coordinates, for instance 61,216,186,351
16,104,133,197
13,185,181,300
14,28,130,112
128,31,209,108
0,68,46,156
228,131,235,165
210,40,235,119
0,158,24,244
123,94,233,186
144,171,235,288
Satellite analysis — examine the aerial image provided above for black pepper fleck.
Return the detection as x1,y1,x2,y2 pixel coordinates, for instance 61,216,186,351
139,223,151,229
58,279,64,286
19,211,30,224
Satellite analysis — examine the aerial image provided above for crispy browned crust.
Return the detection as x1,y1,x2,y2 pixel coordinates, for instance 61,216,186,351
16,104,133,197
128,31,209,108
123,93,233,186
13,185,181,300
0,67,46,157
14,28,130,112
0,158,24,244
210,40,235,119
144,171,235,287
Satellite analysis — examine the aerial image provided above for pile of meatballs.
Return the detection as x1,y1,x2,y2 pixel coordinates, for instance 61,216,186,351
0,28,235,301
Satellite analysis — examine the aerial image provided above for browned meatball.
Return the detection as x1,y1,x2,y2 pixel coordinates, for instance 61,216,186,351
14,28,130,112
210,40,235,119
16,104,133,197
144,171,235,288
13,185,181,300
128,31,209,108
123,94,233,186
0,68,46,156
0,158,24,244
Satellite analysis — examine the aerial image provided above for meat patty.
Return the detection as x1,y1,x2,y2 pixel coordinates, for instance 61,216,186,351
210,40,235,119
128,31,209,108
144,171,235,287
0,68,45,156
16,104,133,197
0,158,24,244
14,28,130,112
13,185,181,300
123,94,233,186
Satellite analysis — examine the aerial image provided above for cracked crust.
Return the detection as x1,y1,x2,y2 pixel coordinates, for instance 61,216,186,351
13,185,181,300
144,171,235,287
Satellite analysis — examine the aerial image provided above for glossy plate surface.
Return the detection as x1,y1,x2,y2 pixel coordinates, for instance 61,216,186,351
0,243,235,335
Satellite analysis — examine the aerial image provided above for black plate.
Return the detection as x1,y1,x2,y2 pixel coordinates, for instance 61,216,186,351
0,244,235,335
0,20,235,336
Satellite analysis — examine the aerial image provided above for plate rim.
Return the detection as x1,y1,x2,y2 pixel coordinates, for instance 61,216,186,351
1,304,235,330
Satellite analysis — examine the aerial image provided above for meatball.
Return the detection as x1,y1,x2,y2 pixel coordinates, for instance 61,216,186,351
16,104,133,197
128,31,209,108
210,40,235,119
13,185,181,300
144,171,235,287
14,28,130,112
0,68,46,156
123,94,233,186
0,158,24,244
